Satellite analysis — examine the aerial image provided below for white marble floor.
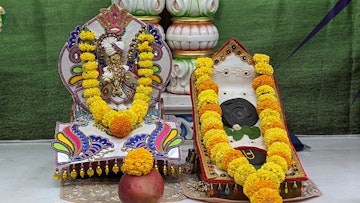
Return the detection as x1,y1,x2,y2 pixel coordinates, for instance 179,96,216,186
1,135,360,203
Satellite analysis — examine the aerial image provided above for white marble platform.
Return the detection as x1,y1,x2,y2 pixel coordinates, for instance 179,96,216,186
1,135,360,203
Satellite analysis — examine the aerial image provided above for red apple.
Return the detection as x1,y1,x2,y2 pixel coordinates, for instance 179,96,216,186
118,169,164,203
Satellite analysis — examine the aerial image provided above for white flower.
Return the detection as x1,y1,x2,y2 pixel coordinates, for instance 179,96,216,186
233,124,241,131
102,70,113,82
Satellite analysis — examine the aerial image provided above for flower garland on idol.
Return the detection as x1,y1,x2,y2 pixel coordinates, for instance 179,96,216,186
194,55,292,203
79,28,155,138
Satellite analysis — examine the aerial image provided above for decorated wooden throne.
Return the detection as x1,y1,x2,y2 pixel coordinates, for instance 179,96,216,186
190,38,310,201
52,4,184,180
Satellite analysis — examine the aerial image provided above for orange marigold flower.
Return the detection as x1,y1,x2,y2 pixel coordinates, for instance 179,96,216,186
221,149,243,171
261,122,285,135
205,136,229,152
197,80,219,94
244,179,279,198
252,75,275,90
109,116,132,138
199,104,222,117
250,188,282,203
257,100,281,114
201,123,223,135
215,147,233,170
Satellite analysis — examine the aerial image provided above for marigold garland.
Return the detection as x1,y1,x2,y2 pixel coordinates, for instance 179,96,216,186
194,55,293,202
80,29,155,138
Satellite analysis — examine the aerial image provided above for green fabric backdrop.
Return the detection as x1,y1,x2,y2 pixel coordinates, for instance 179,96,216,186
0,0,359,140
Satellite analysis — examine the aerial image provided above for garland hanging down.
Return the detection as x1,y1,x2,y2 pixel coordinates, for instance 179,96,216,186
194,55,293,203
79,28,155,138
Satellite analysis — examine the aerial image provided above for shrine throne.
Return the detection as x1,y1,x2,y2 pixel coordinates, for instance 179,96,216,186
52,4,184,180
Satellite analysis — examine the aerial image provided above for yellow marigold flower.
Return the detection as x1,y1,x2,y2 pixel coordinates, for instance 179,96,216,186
124,109,139,127
139,51,154,61
194,66,213,78
210,142,232,162
78,43,96,52
227,157,249,178
102,110,118,127
260,162,285,183
121,147,154,176
254,62,274,76
253,53,270,64
138,32,155,42
221,149,243,171
89,101,111,122
82,61,98,71
267,142,292,166
215,146,233,170
200,111,222,124
137,77,153,86
260,115,282,128
250,188,282,203
252,169,281,185
83,87,101,98
202,128,227,144
82,79,99,89
195,57,213,69
136,85,152,96
138,41,153,52
195,74,211,87
79,30,95,41
200,116,223,132
134,92,151,104
131,99,149,122
85,95,102,106
138,60,153,69
234,163,257,186
263,128,289,147
266,155,289,173
138,68,154,78
255,85,276,97
198,89,219,108
259,108,280,121
82,70,99,79
80,52,96,62
257,94,278,103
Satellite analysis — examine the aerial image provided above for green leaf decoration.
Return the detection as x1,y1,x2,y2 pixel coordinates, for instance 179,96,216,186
248,127,261,140
224,125,261,141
